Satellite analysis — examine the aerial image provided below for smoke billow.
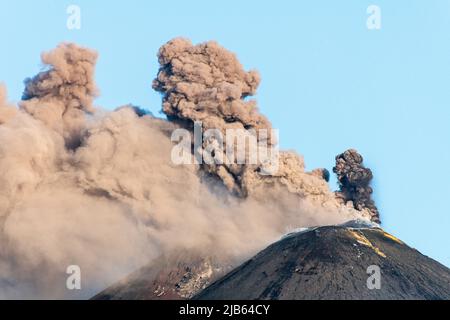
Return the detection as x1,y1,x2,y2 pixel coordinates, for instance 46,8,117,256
152,38,347,206
0,40,374,299
20,43,98,149
153,38,273,197
333,149,380,223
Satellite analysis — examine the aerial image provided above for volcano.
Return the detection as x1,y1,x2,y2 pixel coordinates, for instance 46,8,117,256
194,221,450,300
92,221,450,300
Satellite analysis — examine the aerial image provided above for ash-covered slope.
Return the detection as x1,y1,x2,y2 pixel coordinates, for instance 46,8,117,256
194,222,450,300
92,251,233,300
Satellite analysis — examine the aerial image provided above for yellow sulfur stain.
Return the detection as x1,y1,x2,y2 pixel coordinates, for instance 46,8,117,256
348,230,387,258
381,231,404,244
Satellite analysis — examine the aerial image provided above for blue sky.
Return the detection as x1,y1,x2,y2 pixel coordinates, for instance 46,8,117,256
1,0,449,267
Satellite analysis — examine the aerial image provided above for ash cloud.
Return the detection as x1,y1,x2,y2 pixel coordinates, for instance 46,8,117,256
153,38,272,196
0,40,375,299
333,149,380,223
20,43,98,148
152,38,346,206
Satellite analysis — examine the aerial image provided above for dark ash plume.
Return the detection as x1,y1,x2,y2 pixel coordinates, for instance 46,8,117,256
152,38,272,196
333,149,380,223
151,38,344,204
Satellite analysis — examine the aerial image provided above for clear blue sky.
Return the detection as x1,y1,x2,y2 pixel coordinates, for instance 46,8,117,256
1,0,449,267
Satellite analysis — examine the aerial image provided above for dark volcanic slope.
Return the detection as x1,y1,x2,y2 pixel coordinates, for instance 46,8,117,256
194,225,450,300
92,251,232,300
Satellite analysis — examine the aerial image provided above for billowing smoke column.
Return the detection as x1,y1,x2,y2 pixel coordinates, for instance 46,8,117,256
153,38,273,196
152,38,340,203
333,149,380,223
20,43,98,148
0,40,374,299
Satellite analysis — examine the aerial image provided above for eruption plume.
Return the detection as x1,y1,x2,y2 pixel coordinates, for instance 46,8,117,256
333,149,380,223
153,38,350,206
20,43,98,148
0,40,374,299
153,38,272,196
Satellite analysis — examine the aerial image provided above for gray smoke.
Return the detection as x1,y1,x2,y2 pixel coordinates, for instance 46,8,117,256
333,149,380,223
0,40,373,299
152,38,349,205
153,38,272,196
